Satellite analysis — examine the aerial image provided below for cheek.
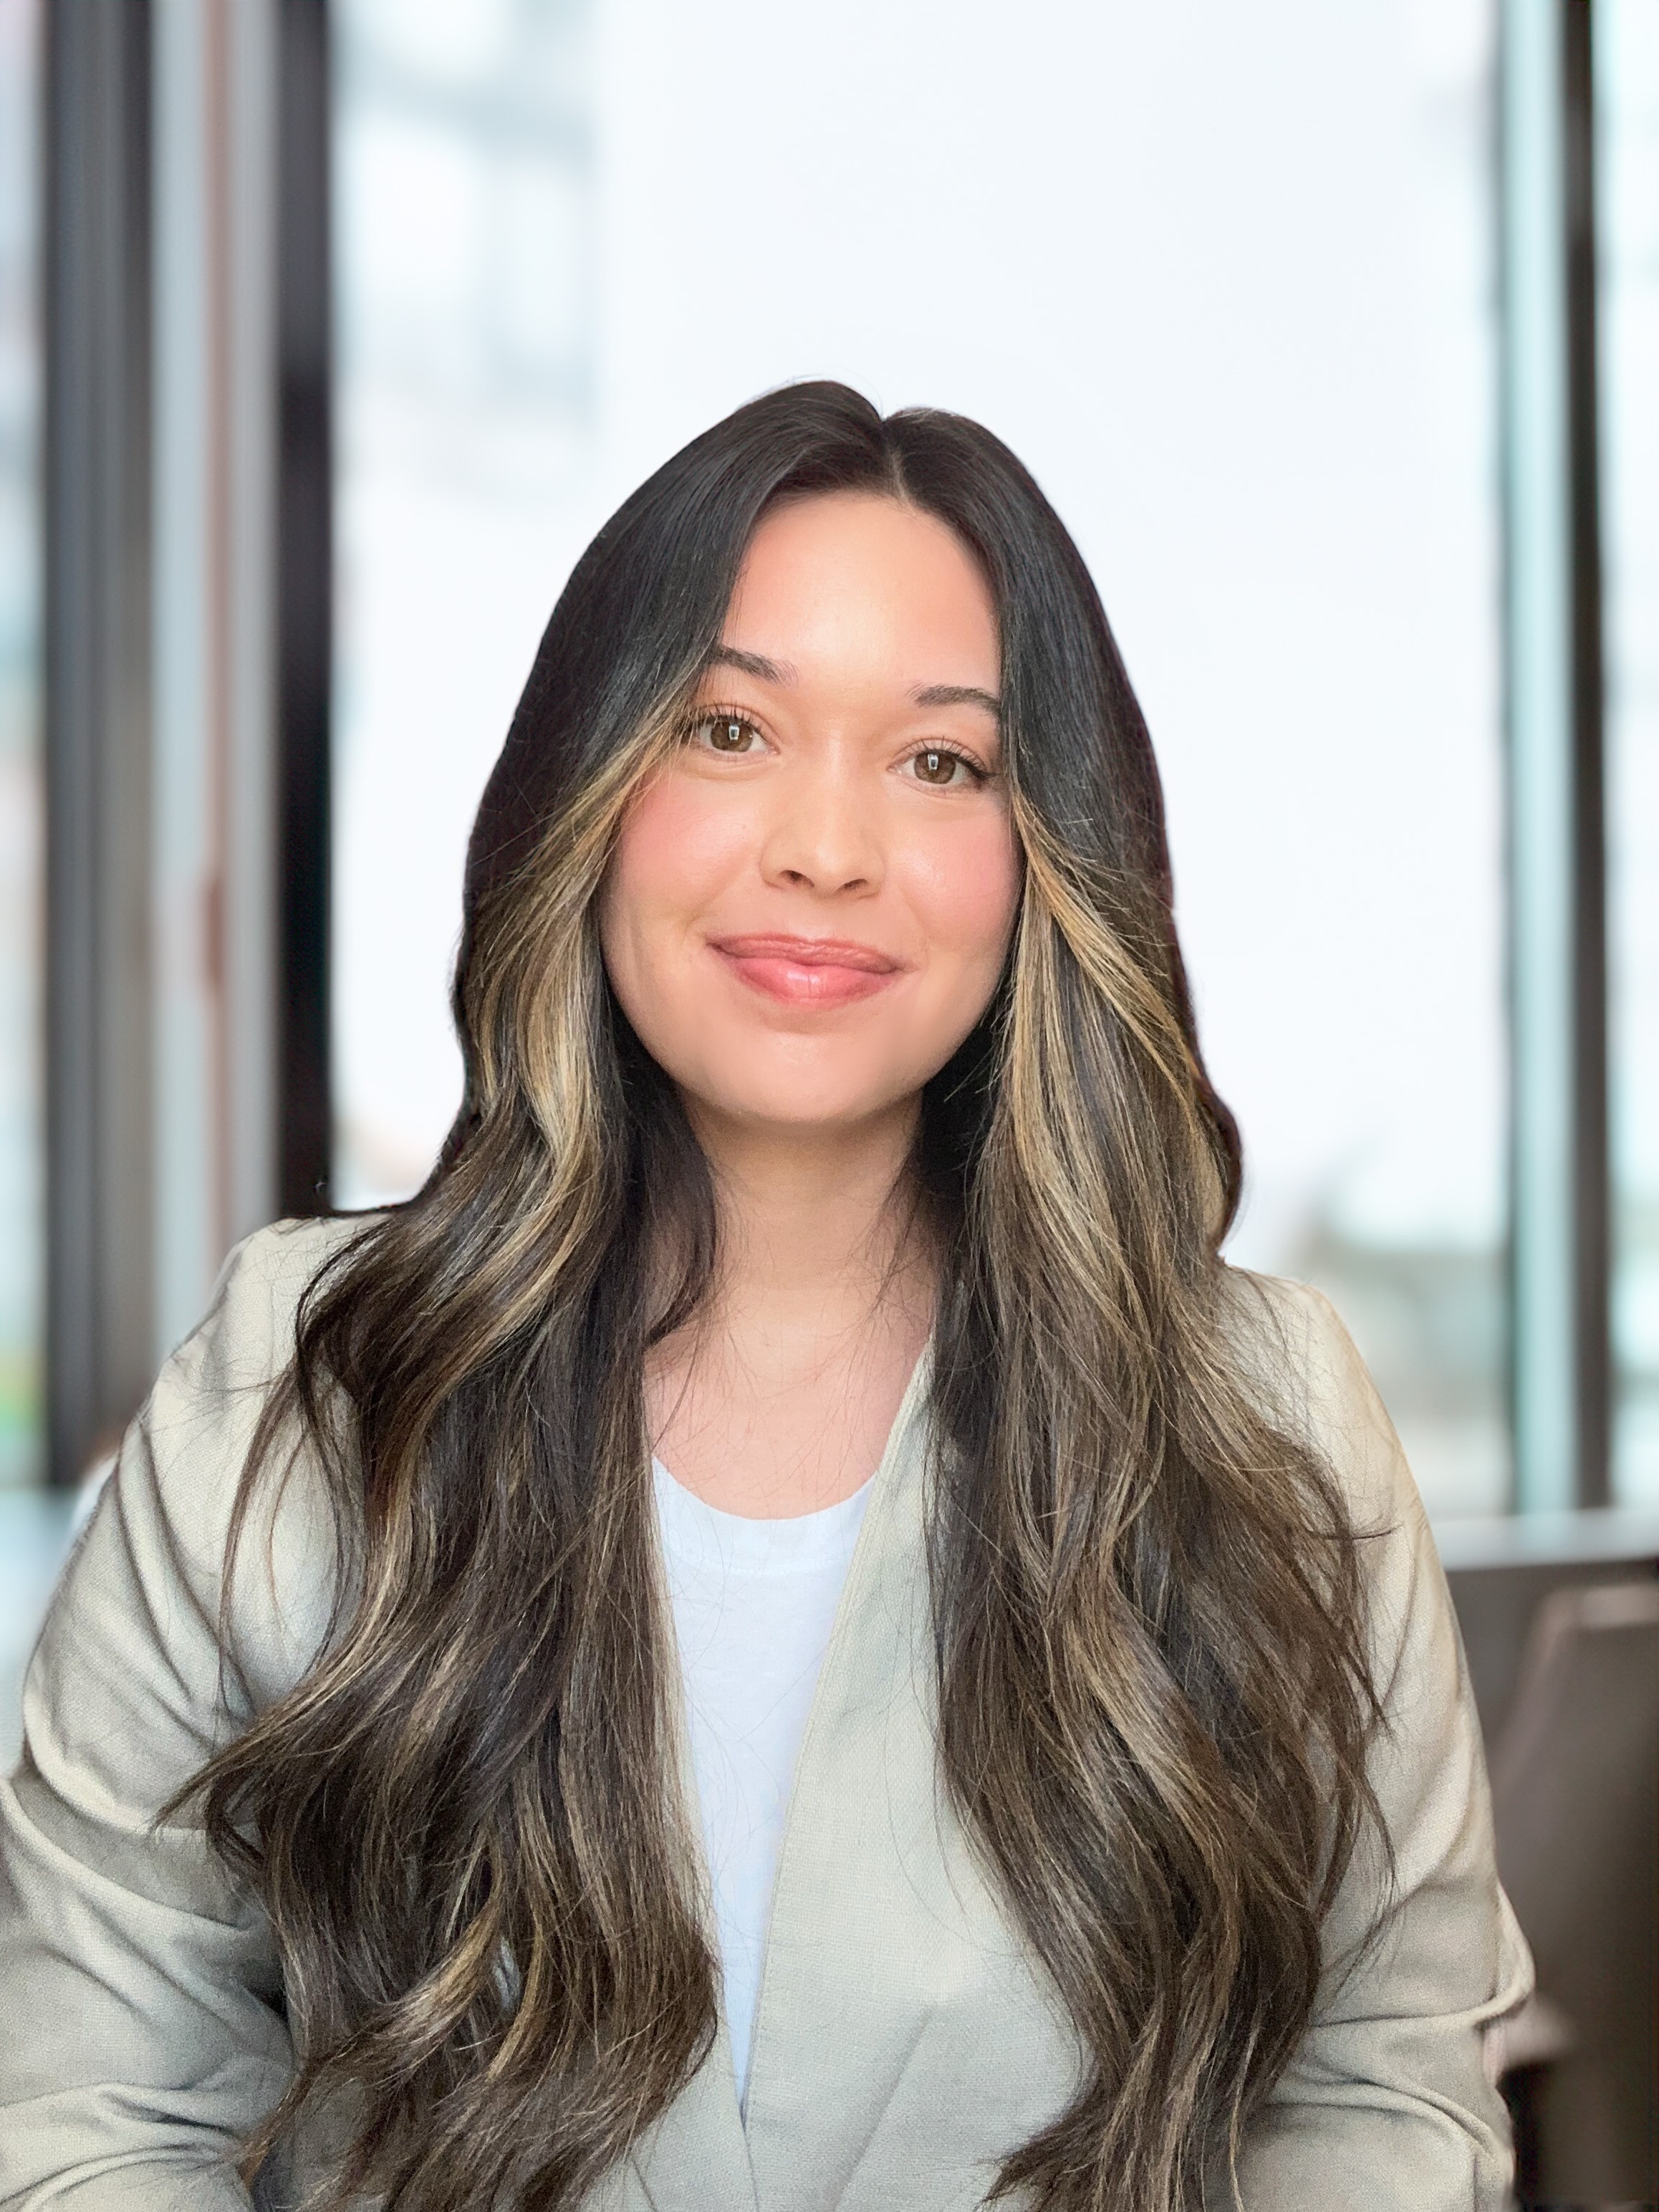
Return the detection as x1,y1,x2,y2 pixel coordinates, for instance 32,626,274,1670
607,771,754,923
619,765,751,893
902,813,1022,978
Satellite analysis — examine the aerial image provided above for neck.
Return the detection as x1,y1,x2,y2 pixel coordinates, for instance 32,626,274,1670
683,1093,931,1335
643,1092,938,1514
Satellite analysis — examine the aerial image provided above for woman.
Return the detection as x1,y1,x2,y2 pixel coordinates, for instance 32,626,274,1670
0,384,1528,2211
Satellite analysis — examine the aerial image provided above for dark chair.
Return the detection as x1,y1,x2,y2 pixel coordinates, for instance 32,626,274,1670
1488,1579,1659,2207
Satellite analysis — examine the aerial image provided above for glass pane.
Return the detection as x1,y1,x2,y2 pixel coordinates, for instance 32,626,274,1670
0,0,40,1491
333,0,1506,1514
1601,0,1659,1509
332,0,595,1205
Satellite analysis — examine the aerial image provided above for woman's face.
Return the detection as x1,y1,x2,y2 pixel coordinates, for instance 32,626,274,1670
600,491,1021,1137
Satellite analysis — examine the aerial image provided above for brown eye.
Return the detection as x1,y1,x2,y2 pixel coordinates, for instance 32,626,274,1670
689,713,764,756
910,746,968,787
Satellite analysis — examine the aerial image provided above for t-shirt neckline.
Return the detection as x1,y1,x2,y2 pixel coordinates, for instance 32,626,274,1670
651,1456,876,1574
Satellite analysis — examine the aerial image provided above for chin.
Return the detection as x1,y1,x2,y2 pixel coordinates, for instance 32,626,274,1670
721,1089,891,1131
690,1061,910,1133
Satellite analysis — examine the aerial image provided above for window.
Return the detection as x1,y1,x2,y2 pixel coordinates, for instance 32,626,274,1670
332,0,593,1206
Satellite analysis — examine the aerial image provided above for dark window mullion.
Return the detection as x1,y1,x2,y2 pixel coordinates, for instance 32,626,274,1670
42,0,154,1485
276,0,332,1218
1562,0,1610,1509
1499,0,1610,1514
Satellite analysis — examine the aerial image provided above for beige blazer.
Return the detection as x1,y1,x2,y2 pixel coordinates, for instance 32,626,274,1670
0,1218,1531,2210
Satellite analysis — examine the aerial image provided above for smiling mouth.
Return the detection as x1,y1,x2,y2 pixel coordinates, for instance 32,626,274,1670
707,933,905,1008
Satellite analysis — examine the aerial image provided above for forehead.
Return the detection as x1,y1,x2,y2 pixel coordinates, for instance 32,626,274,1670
721,493,999,683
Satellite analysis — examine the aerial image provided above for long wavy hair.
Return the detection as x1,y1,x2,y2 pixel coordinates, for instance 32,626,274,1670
189,383,1382,2211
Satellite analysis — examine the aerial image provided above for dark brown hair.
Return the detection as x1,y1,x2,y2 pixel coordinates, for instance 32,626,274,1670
187,383,1381,2211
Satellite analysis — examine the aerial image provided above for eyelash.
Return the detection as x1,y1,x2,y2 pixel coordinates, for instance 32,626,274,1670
906,744,989,789
682,707,991,788
683,707,769,756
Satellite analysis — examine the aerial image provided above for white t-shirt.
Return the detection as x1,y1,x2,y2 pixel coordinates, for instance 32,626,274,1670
652,1457,874,2101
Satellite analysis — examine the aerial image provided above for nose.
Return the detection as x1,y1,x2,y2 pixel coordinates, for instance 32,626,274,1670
758,752,883,898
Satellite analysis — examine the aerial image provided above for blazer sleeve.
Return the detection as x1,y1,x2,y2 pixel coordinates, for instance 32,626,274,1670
0,1218,355,2211
1234,1278,1533,2212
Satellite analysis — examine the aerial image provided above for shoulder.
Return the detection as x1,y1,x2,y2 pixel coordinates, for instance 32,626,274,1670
1216,1266,1420,1544
110,1213,383,1710
160,1211,377,1401
1216,1283,1531,2163
14,1220,383,1837
1216,1267,1446,1719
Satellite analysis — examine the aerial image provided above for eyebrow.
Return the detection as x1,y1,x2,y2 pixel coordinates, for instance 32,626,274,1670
706,645,796,683
706,648,1001,721
911,683,1001,717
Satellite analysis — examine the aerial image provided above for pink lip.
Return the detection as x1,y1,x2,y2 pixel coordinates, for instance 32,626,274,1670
708,933,906,1008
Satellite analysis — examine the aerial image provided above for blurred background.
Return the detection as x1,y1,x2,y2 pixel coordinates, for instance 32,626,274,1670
0,0,1655,2199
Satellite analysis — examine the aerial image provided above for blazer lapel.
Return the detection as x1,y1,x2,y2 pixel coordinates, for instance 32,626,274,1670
630,1346,936,2212
739,1354,1079,2212
637,1347,1079,2212
625,2034,756,2212
625,1555,761,2212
